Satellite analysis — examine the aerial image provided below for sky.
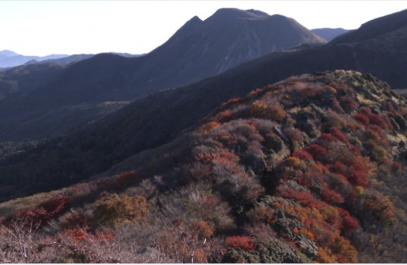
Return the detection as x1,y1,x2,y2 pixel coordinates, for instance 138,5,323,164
0,1,406,56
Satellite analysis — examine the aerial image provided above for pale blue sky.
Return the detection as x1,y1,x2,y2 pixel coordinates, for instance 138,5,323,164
0,1,406,56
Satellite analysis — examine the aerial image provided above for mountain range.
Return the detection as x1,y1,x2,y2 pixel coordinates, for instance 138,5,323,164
0,50,68,68
0,8,326,142
311,28,350,42
0,7,407,263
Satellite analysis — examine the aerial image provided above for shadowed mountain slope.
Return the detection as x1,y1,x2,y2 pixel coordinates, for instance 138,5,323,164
1,71,407,262
0,63,65,101
331,8,407,44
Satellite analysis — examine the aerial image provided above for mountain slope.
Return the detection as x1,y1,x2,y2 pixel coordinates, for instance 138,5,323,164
38,54,94,66
1,71,407,262
331,8,407,44
0,62,65,101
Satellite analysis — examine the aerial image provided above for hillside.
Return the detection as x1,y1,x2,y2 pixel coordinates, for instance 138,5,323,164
331,9,407,44
0,62,65,101
1,71,407,262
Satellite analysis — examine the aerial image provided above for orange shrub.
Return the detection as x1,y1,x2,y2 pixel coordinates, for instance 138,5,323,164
250,101,286,122
225,236,255,251
198,121,220,133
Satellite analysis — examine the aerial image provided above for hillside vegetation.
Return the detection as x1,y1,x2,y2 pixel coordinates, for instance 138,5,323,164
1,71,407,262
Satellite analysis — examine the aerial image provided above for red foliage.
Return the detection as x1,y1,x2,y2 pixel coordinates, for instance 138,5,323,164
340,97,358,113
342,216,359,234
354,113,370,125
292,150,313,161
64,228,116,242
330,161,347,176
280,188,314,206
386,101,395,111
367,124,386,138
337,208,359,234
369,113,389,128
331,156,369,187
248,88,263,96
305,144,327,160
326,214,343,230
318,133,339,143
115,171,135,187
225,236,255,251
349,145,361,156
321,188,345,204
65,228,88,241
330,98,345,113
2,195,71,227
343,157,366,172
92,230,116,242
331,128,350,144
359,107,372,115
349,167,369,187
198,122,220,133
220,97,240,109
216,109,233,123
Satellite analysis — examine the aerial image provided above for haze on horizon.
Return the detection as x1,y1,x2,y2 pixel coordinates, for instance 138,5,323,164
0,1,405,57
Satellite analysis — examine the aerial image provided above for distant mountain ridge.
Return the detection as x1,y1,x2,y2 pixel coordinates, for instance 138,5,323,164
0,50,143,68
0,50,68,68
311,28,350,42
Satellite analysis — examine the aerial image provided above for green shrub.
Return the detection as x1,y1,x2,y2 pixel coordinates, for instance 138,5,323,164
264,134,283,152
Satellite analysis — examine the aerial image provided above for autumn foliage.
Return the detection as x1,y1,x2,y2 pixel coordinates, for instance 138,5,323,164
2,71,407,263
225,236,256,251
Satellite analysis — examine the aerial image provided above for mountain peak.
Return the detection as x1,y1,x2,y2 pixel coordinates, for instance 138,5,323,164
0,50,19,57
206,8,270,22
